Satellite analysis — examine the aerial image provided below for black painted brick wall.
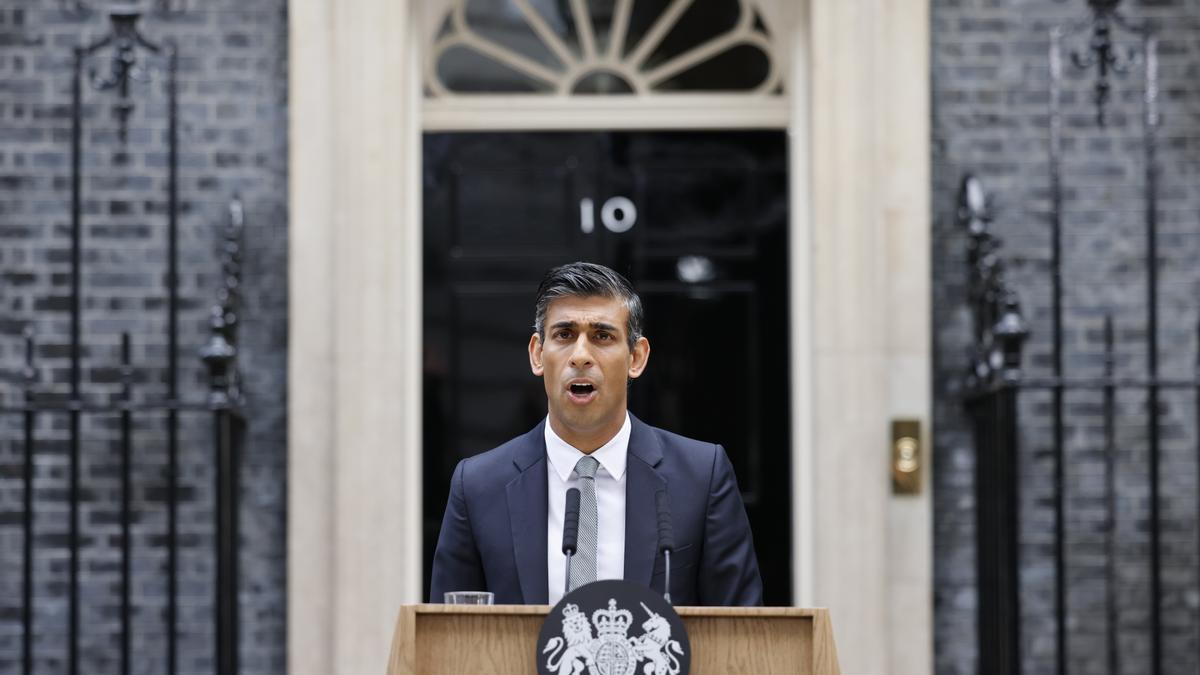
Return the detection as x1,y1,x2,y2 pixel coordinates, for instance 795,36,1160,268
933,1,1200,674
0,1,287,673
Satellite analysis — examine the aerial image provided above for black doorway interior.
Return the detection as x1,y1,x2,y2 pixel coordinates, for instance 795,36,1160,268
422,130,791,605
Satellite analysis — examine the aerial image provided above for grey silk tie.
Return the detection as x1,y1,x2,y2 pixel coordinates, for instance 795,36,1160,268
569,455,600,590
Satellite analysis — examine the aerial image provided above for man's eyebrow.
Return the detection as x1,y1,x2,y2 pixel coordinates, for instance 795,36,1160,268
547,320,621,333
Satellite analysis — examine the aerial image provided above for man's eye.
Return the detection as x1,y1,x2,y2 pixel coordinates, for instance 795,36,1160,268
554,330,573,340
595,332,612,341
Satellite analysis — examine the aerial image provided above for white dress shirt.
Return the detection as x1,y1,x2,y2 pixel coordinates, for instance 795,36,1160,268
545,413,630,606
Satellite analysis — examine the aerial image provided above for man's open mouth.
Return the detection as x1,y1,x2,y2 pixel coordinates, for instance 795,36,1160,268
567,382,597,403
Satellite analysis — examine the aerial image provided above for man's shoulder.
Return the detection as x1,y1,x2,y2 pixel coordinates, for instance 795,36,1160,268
645,423,715,451
457,422,544,481
631,416,721,467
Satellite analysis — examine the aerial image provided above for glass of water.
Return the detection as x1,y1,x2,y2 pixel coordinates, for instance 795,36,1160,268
443,591,494,605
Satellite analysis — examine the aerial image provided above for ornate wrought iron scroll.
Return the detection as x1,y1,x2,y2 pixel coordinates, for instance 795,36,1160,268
62,0,190,18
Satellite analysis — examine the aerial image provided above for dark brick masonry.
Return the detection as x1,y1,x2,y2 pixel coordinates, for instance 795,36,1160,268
0,1,287,673
2,0,1195,673
933,1,1200,673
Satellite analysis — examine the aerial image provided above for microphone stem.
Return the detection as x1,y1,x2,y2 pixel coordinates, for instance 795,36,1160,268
564,550,573,596
664,549,672,604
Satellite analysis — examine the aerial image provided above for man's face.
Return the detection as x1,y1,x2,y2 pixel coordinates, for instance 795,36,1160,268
529,294,650,448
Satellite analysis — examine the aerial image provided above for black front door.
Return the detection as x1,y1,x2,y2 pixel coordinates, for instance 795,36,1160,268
422,130,791,605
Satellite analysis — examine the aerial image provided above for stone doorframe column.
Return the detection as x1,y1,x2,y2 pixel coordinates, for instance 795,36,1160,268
288,1,930,674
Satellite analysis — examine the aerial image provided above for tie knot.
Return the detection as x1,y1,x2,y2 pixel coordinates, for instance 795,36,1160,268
573,455,600,480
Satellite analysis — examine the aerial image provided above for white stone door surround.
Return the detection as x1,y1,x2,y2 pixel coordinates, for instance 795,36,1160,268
287,1,932,673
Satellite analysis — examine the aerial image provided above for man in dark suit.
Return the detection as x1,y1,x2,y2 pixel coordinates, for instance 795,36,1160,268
430,262,762,606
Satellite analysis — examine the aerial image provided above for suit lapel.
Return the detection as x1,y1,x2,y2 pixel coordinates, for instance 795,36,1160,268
506,422,549,604
624,415,666,588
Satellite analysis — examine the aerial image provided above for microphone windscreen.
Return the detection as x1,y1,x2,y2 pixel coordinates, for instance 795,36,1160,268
562,487,581,554
655,489,675,553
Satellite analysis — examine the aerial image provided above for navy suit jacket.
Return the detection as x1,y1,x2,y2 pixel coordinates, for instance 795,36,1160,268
430,414,763,606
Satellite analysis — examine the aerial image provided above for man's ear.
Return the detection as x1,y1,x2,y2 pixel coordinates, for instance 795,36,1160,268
529,333,544,376
628,336,650,379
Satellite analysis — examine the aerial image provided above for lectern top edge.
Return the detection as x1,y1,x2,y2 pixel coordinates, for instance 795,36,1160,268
410,604,831,619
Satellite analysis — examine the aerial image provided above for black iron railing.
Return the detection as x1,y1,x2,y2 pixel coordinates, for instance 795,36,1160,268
3,195,244,675
961,3,1200,659
2,9,244,675
963,12,1200,674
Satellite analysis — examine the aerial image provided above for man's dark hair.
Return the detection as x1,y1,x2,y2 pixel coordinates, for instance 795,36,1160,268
534,262,644,350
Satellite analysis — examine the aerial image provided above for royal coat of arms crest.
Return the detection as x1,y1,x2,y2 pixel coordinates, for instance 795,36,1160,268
542,599,685,675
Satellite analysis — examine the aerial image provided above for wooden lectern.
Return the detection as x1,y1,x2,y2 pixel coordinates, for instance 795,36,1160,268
388,604,841,674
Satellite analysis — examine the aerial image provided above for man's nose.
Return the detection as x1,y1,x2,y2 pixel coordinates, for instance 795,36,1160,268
568,336,593,368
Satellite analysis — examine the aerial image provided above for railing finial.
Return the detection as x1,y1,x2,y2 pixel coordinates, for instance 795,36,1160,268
960,174,1028,391
201,196,245,408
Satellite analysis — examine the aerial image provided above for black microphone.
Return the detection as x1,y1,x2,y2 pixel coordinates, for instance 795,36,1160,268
655,489,675,603
562,487,581,597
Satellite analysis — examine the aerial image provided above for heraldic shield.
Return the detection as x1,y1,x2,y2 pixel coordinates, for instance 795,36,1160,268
537,579,691,675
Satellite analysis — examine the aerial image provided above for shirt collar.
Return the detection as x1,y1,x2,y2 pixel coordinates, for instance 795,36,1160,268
544,412,630,482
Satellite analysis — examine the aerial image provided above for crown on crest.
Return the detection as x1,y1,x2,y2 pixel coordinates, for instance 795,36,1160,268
592,599,633,637
561,603,590,633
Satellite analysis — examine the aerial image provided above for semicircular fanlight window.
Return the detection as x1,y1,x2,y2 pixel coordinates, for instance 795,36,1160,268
427,0,781,96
